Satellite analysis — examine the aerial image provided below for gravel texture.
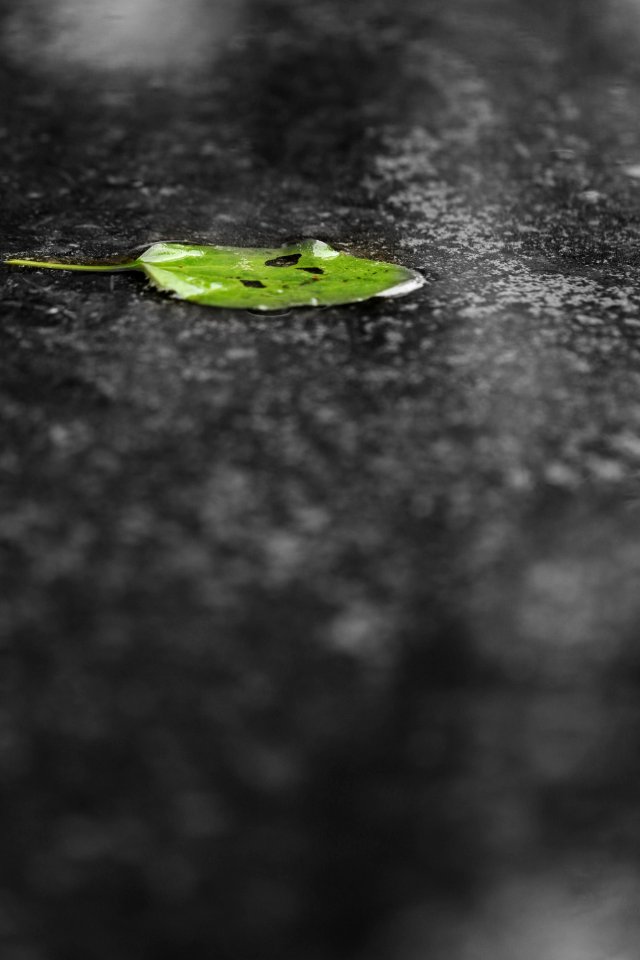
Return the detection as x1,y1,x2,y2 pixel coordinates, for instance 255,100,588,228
2,1,640,958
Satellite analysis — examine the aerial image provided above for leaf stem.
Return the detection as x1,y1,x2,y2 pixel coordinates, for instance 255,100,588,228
5,258,135,272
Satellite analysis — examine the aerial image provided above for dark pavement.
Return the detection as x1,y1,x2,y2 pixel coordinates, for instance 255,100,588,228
2,1,640,957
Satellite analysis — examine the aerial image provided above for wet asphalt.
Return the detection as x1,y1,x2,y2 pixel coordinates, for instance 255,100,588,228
2,1,640,958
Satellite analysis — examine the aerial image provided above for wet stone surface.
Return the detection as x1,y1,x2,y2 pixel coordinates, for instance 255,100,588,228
2,1,640,958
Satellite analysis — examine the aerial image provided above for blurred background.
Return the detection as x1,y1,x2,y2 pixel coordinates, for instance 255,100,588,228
3,1,640,958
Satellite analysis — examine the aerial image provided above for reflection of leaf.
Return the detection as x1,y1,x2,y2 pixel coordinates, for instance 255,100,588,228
6,239,424,310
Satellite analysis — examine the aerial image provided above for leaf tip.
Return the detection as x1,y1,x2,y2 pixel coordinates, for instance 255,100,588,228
376,271,425,299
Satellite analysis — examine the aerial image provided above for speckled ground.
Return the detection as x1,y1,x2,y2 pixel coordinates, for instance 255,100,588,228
3,1,640,958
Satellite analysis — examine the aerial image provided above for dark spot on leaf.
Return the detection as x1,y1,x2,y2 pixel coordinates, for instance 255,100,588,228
297,267,324,274
240,279,266,288
265,253,302,267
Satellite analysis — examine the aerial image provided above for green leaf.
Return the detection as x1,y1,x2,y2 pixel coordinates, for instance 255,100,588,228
6,239,424,310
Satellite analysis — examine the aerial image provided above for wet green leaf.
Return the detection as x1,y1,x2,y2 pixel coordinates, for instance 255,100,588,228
6,239,424,310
